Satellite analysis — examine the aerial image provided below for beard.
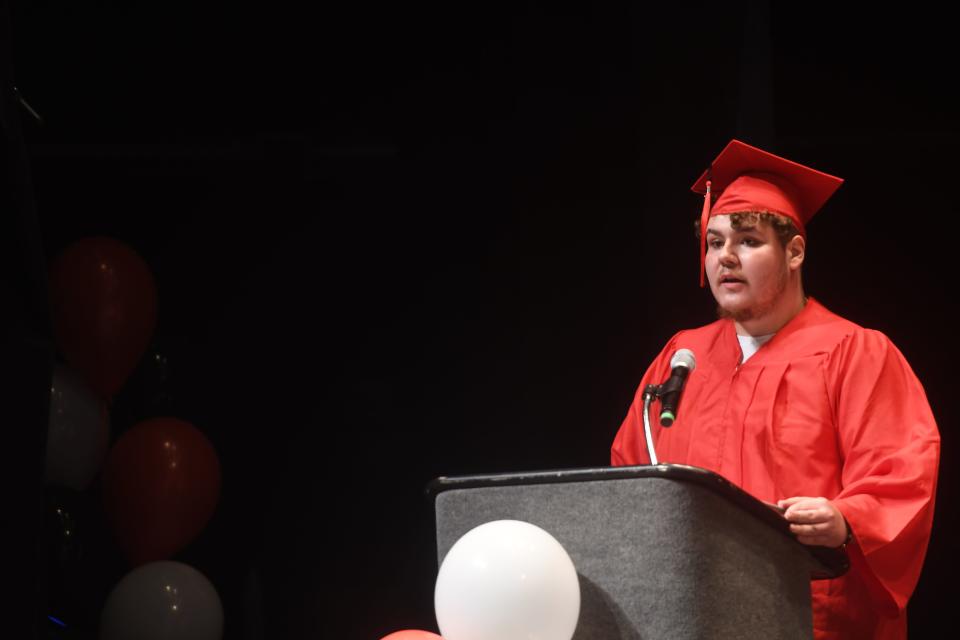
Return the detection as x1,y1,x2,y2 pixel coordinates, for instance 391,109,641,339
714,267,789,323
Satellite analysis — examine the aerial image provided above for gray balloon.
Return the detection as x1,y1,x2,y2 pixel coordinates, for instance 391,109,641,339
100,561,223,640
45,365,110,490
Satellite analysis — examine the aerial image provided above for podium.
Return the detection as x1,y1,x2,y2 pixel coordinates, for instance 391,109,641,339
429,464,848,639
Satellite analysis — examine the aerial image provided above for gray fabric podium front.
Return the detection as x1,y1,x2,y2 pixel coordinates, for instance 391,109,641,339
430,464,848,640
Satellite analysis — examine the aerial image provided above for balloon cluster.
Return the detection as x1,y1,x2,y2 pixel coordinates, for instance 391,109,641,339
380,520,581,640
44,237,222,639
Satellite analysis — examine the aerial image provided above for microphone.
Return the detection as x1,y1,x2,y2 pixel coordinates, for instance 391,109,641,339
659,349,696,427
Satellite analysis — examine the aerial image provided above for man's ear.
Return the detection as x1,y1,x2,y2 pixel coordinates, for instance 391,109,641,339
787,235,805,271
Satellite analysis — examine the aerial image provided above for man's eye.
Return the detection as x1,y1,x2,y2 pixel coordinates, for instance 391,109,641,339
741,237,761,247
708,239,723,249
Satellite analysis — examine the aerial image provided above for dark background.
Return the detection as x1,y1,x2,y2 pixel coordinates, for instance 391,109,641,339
4,1,958,637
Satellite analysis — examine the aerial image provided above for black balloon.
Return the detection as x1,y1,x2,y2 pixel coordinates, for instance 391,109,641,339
43,487,86,630
44,488,84,584
109,339,176,436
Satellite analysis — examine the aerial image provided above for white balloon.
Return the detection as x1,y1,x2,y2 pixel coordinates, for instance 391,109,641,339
100,561,223,640
45,364,110,490
435,519,580,640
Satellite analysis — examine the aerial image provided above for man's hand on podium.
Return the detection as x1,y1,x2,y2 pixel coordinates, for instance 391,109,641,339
777,496,850,549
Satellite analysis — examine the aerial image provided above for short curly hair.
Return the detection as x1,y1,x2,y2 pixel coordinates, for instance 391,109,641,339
694,211,801,248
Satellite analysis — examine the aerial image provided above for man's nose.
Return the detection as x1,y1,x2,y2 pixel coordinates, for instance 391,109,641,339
718,241,738,265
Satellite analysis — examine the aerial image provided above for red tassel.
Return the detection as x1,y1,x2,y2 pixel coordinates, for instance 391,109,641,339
699,180,712,287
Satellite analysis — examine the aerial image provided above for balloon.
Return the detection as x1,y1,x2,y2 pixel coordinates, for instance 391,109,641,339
44,487,84,569
43,487,106,632
111,338,176,436
435,520,580,640
102,418,221,566
43,487,87,615
381,631,444,640
100,561,223,640
45,365,111,490
49,236,158,398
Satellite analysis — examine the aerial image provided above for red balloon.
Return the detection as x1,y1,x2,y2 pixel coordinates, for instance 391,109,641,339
49,237,158,397
381,632,444,640
102,418,221,566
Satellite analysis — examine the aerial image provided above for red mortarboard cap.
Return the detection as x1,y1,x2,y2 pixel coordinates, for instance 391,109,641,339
691,140,844,286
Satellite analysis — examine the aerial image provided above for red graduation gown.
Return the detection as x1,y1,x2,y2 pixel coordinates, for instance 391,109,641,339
611,299,939,639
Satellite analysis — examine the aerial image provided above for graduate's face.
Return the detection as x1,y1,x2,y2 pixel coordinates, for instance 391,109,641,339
704,215,794,323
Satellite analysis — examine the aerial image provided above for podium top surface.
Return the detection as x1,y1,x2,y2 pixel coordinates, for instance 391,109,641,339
428,463,849,579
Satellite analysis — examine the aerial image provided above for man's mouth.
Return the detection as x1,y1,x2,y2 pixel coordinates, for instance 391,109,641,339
719,274,746,285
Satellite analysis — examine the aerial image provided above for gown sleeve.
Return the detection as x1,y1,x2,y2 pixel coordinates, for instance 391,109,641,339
824,328,940,616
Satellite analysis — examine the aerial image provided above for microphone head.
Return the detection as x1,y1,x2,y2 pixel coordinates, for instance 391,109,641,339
670,348,696,371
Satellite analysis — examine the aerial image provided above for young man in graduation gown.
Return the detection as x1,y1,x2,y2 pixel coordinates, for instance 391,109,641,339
610,140,940,639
